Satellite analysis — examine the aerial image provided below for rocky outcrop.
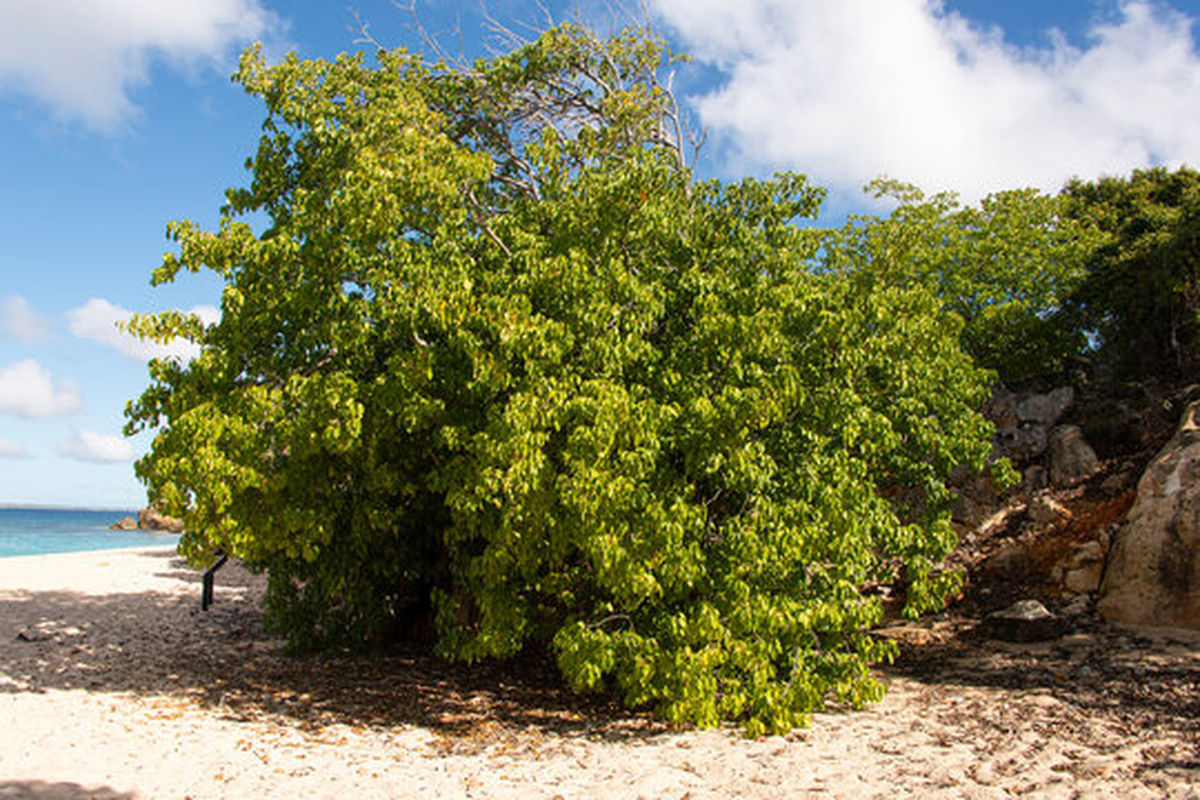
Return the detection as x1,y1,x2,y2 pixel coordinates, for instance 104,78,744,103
1017,387,1076,428
953,385,1097,527
991,386,1074,463
109,516,138,531
1097,400,1200,630
1048,425,1100,487
137,506,185,533
974,488,1132,604
1061,541,1105,594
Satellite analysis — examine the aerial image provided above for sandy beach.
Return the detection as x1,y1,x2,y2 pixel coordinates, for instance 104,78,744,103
0,547,1196,799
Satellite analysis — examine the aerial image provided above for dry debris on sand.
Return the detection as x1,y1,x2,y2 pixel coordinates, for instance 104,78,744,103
1,547,1196,799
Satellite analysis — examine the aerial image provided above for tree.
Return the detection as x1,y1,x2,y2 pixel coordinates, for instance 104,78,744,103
1061,166,1200,381
826,179,1105,387
126,25,997,735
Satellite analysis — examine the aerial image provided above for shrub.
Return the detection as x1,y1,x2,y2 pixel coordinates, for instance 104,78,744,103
127,26,996,734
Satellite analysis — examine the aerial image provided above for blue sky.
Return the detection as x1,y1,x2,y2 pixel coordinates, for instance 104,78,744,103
0,0,1197,508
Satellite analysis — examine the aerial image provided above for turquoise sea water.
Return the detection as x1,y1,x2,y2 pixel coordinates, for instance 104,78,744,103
0,508,180,558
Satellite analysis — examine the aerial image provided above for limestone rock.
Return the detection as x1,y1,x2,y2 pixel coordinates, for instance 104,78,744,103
1101,463,1138,496
1063,541,1106,594
1064,566,1103,594
983,599,1062,642
1067,540,1104,569
137,506,185,533
1049,425,1099,486
990,386,1076,465
987,386,1020,429
1098,401,1200,630
1017,387,1075,427
994,424,1049,463
984,538,1034,579
109,516,138,531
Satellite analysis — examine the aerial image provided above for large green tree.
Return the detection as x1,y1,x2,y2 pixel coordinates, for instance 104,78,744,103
126,25,997,734
1062,166,1200,381
827,179,1104,387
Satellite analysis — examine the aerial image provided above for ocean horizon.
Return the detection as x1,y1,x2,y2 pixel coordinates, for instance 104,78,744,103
0,507,180,558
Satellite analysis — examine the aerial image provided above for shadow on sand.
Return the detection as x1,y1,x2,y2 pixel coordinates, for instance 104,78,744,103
0,550,654,745
6,550,1194,750
0,780,136,799
880,616,1199,743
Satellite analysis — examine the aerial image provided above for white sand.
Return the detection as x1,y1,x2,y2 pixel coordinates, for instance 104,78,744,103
0,547,1196,799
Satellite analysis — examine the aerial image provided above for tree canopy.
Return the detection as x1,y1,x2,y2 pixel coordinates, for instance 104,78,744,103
127,25,1007,734
827,179,1104,387
1062,166,1200,381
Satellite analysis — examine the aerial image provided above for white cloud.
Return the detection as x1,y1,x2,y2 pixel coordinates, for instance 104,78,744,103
652,0,1200,201
57,428,134,463
0,295,51,344
0,437,32,459
0,359,83,419
0,0,282,132
66,298,218,363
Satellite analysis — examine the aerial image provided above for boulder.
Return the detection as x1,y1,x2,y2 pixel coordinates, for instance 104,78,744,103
983,599,1062,642
1062,541,1105,594
951,473,1004,527
137,506,185,533
1101,463,1139,496
984,539,1033,580
1017,387,1075,427
1049,425,1099,486
1098,401,1200,630
990,386,1076,464
987,386,1020,429
109,516,138,531
994,424,1049,463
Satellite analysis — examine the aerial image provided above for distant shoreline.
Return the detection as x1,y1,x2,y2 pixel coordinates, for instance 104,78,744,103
0,507,175,559
0,542,179,562
0,503,138,513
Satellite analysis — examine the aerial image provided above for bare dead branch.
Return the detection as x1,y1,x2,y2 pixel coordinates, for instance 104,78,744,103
466,187,513,257
390,0,471,69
